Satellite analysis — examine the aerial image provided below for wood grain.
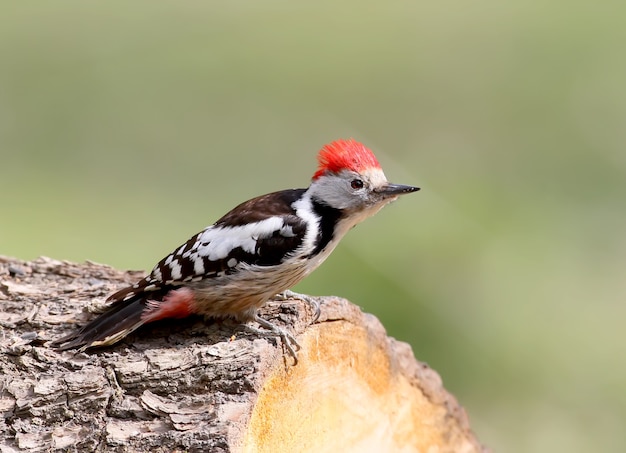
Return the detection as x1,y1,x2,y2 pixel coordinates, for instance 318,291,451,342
0,256,486,452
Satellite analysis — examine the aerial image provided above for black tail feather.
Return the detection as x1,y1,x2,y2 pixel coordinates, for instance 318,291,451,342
50,295,151,351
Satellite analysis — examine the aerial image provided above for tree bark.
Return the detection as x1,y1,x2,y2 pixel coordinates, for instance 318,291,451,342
0,256,486,452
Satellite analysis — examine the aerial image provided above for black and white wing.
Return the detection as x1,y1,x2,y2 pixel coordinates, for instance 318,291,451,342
109,189,309,303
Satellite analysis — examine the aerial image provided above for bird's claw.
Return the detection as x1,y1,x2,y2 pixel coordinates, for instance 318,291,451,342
275,290,321,323
249,313,302,365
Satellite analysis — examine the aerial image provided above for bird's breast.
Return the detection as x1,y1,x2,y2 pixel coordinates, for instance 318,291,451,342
185,260,312,321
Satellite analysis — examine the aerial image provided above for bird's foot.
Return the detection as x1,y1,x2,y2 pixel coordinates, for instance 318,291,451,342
275,290,321,323
249,313,301,365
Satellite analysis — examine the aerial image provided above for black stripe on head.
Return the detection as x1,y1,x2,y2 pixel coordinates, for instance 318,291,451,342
309,199,343,257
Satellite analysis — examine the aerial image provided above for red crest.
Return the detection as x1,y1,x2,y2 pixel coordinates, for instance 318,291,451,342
313,139,381,180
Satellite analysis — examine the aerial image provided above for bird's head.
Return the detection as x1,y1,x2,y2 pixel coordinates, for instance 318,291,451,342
308,139,419,217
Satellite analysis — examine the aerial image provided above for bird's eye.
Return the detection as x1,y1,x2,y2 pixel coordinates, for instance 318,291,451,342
350,179,364,190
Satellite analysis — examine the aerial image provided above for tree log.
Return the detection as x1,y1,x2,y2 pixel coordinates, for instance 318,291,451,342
0,256,486,452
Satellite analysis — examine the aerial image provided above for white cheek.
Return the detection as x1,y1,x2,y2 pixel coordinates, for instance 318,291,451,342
309,177,353,209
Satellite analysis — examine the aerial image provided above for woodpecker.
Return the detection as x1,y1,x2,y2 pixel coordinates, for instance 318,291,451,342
51,139,419,362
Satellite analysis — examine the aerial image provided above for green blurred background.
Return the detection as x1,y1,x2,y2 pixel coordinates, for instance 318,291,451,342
1,1,625,451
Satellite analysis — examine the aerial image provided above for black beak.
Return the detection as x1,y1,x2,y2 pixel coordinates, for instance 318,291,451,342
378,183,420,197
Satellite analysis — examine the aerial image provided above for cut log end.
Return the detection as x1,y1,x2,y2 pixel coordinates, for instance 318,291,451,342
0,256,486,452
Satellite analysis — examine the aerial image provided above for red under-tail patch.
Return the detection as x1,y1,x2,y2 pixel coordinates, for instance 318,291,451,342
312,139,381,180
141,287,197,323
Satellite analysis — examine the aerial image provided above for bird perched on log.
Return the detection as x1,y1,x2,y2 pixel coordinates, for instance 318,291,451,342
51,139,419,362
